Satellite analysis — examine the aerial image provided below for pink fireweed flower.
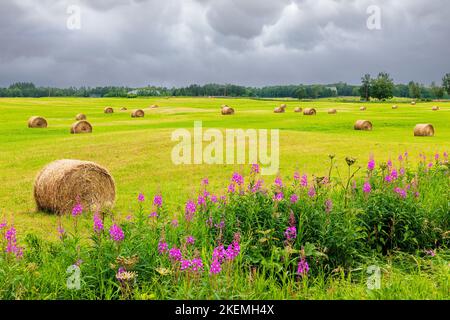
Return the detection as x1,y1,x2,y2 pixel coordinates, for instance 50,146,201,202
428,162,433,168
153,194,162,207
5,226,23,258
126,215,133,221
394,187,407,199
325,198,333,213
434,153,439,161
209,259,221,275
191,258,204,272
169,247,182,262
274,177,283,187
251,164,260,174
387,159,393,168
171,218,179,228
231,172,244,186
210,195,218,203
180,259,191,271
225,241,241,261
71,203,83,217
390,169,398,180
274,192,284,201
284,226,297,241
363,181,371,194
425,249,436,257
202,177,209,185
185,200,196,221
93,213,104,234
57,225,65,240
398,154,403,162
367,158,375,171
443,152,448,161
212,245,226,263
0,221,7,229
158,241,168,254
352,180,357,190
227,183,236,193
109,224,124,242
301,174,308,187
290,194,299,204
138,193,145,202
293,171,300,181
250,179,263,193
399,167,405,176
186,236,195,245
297,257,309,276
385,175,393,183
149,211,158,218
197,195,206,206
307,187,316,198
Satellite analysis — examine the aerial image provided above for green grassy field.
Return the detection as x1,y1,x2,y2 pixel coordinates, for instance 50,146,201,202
0,97,449,239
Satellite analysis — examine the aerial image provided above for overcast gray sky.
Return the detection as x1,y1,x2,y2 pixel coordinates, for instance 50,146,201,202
1,0,449,87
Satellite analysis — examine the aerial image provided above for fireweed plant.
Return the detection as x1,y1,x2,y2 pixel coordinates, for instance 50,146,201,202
0,152,449,299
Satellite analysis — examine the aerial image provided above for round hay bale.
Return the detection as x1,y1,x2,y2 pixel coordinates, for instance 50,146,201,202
354,120,372,131
411,101,416,105
280,104,287,110
432,106,439,111
221,106,235,115
303,108,316,115
360,106,367,111
34,159,115,215
71,120,92,134
104,107,114,114
131,109,145,118
28,116,48,128
75,113,87,121
328,108,337,114
414,124,434,137
392,105,398,109
120,107,128,111
150,104,159,108
294,107,302,113
274,106,285,113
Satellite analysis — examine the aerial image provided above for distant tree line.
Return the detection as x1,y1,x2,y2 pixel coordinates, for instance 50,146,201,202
1,74,449,100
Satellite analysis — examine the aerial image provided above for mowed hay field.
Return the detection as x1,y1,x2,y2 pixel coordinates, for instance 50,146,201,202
0,97,449,239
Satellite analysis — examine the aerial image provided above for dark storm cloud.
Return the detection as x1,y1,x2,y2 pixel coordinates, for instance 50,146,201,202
0,0,449,87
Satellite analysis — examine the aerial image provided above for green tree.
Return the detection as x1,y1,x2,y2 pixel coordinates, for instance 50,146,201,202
430,82,444,99
370,72,394,100
442,73,450,95
360,74,371,101
408,81,421,99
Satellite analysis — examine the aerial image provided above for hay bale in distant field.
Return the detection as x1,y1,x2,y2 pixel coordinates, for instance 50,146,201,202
71,120,92,134
294,107,302,113
221,105,235,115
120,107,127,111
432,106,439,111
274,104,287,113
414,124,434,137
34,159,115,215
28,116,48,128
411,101,416,105
75,113,86,121
360,106,366,111
303,108,316,115
328,108,337,114
131,109,145,118
354,120,373,131
392,105,398,109
104,107,114,113
150,104,159,108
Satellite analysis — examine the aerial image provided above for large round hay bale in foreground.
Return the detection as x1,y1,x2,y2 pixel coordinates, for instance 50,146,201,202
71,120,92,134
303,108,316,115
221,106,235,115
75,113,86,121
354,120,373,131
34,159,115,215
294,107,302,113
28,116,48,128
328,108,337,114
104,107,114,113
432,106,439,111
131,109,145,118
360,106,366,111
414,124,434,137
